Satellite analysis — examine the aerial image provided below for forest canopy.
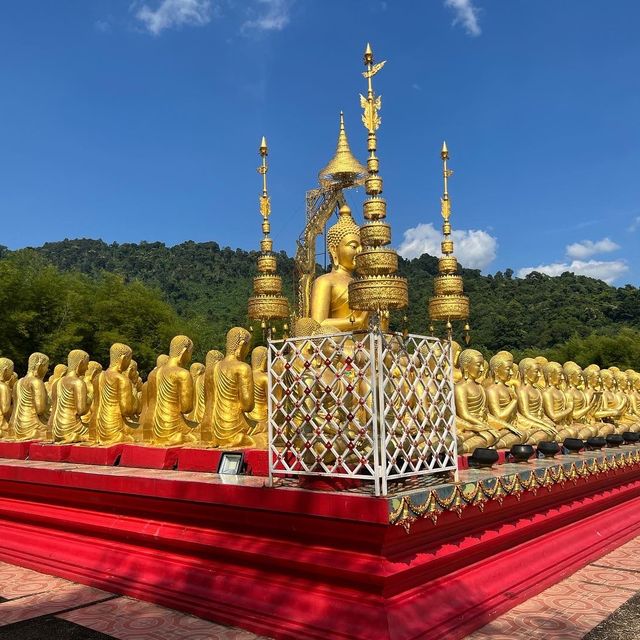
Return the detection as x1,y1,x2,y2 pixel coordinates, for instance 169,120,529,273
0,239,638,373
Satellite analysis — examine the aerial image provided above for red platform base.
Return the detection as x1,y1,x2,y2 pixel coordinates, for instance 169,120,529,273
67,444,124,466
119,444,181,470
29,442,73,462
0,457,639,639
0,440,35,460
177,447,268,476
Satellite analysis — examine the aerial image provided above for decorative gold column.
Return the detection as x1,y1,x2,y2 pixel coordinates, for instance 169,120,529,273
348,43,408,319
247,137,289,332
428,142,470,340
318,112,367,188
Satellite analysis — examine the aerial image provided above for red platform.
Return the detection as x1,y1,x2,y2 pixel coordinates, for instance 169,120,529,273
0,440,35,460
0,451,639,639
29,442,73,462
67,444,124,466
177,447,268,476
119,444,181,470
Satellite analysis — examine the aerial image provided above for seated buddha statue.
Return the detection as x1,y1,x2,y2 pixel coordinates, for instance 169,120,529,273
92,343,141,445
310,204,368,332
187,362,206,424
9,352,51,441
140,354,169,441
616,370,640,431
200,349,224,445
599,368,627,433
541,362,592,440
45,364,67,399
562,361,605,438
49,349,91,443
81,361,103,438
582,364,616,435
150,336,198,446
211,327,256,448
454,348,523,454
623,371,640,430
485,351,551,445
245,346,269,449
0,358,15,438
516,359,558,441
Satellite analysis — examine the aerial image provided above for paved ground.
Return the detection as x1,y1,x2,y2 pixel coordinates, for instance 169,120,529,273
1,537,640,639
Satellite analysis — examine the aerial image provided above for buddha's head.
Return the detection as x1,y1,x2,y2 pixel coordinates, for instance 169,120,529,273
169,335,194,367
28,352,50,379
50,364,67,381
633,372,640,392
563,361,583,388
85,361,103,383
614,370,628,392
326,204,361,273
459,348,484,382
251,346,268,372
600,369,614,390
226,327,251,361
543,361,563,388
110,343,132,373
519,358,541,386
583,364,601,389
205,350,224,371
190,362,205,378
156,354,169,369
68,349,90,376
489,351,513,384
127,360,139,382
535,356,549,368
0,358,14,383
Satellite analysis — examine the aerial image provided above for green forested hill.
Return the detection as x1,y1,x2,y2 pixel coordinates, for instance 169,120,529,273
1,239,639,372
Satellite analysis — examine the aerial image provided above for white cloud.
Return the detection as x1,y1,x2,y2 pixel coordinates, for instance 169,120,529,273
444,0,481,36
95,19,112,33
517,259,628,284
629,216,640,232
565,237,620,259
134,0,212,36
398,222,497,270
243,0,293,32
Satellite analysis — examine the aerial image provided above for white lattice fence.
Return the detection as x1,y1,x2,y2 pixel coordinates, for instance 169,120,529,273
267,330,457,495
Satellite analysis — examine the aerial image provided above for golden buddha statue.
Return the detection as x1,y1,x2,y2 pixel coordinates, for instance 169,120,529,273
187,362,206,424
600,368,627,433
310,204,368,332
582,364,616,435
623,371,640,430
200,349,224,445
516,359,558,441
533,356,549,390
49,349,91,444
139,354,169,441
92,343,141,445
454,348,523,454
541,362,591,439
9,352,50,441
210,327,256,448
150,336,198,446
0,358,15,438
616,370,639,431
562,361,605,438
45,364,67,399
245,346,269,448
485,351,551,445
81,361,103,437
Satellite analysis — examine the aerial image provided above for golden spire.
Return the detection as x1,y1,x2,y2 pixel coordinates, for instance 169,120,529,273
348,42,408,318
248,136,289,329
318,112,367,187
428,142,470,340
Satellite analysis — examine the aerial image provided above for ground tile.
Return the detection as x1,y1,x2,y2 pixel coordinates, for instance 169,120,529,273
0,562,74,599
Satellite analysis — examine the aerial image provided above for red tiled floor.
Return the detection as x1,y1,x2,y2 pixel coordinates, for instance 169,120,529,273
0,561,77,599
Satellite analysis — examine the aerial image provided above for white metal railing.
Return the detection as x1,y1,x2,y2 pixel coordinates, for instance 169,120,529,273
267,330,458,495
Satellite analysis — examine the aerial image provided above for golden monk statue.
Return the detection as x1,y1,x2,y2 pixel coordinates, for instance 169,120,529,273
81,361,103,437
187,363,206,424
582,364,616,435
614,370,639,431
246,346,269,446
310,204,368,332
150,336,198,446
92,343,141,445
562,361,605,438
485,352,551,445
200,349,224,445
0,358,15,437
599,368,627,433
211,327,256,448
623,371,640,430
454,348,523,454
516,359,558,441
140,354,168,441
45,364,67,399
49,349,91,443
9,352,50,441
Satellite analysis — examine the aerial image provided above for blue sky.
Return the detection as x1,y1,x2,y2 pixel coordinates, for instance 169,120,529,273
1,0,639,285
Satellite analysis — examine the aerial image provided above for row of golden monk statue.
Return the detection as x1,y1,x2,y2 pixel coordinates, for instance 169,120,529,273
452,344,640,453
0,328,269,449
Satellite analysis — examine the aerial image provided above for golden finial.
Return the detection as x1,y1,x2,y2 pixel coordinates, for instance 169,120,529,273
318,112,367,187
248,137,289,324
428,141,470,331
